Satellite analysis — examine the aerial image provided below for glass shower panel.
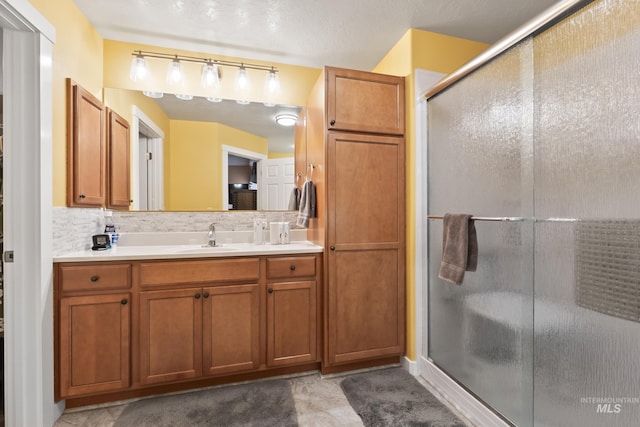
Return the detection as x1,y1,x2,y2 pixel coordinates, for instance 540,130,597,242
533,0,640,425
427,39,534,427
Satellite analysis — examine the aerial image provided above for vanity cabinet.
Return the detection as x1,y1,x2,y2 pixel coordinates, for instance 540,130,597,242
55,263,131,399
55,252,321,405
305,66,405,373
66,79,106,207
266,256,319,367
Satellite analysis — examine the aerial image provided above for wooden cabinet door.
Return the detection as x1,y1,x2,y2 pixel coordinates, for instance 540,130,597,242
267,281,317,367
202,284,260,376
325,132,405,365
66,79,106,207
139,288,203,384
107,108,131,209
325,66,405,135
59,293,130,397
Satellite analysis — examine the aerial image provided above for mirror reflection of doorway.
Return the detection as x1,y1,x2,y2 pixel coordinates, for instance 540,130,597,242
132,107,164,211
228,154,257,210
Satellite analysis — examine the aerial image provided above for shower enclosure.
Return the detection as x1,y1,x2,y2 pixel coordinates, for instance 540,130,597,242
426,0,640,426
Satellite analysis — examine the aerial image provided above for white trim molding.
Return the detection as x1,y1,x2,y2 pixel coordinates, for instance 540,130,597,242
2,1,61,425
131,105,165,211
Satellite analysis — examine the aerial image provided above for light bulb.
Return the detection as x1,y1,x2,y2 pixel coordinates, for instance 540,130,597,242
175,93,193,100
166,58,183,85
235,65,250,92
201,62,220,88
129,53,149,81
265,69,280,94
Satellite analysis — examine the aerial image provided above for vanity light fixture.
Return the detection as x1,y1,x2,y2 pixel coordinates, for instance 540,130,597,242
206,96,223,103
275,113,297,127
129,50,280,102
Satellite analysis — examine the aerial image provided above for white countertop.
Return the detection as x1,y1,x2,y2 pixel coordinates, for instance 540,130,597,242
54,241,323,263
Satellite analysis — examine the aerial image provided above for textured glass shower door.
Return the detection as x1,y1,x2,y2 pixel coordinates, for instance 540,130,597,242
427,1,640,426
427,39,535,427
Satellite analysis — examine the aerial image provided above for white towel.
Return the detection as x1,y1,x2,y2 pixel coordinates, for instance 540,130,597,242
296,180,316,228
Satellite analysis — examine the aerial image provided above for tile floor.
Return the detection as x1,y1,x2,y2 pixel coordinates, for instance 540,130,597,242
54,369,473,427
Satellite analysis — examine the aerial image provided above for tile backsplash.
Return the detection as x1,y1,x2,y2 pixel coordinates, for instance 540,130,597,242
53,207,301,256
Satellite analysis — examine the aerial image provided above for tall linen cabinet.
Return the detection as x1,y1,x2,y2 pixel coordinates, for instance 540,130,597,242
305,66,405,373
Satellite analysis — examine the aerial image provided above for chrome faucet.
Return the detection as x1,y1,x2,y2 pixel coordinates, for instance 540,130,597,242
207,223,217,247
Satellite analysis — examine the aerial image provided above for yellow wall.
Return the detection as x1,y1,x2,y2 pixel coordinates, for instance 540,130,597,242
28,0,104,207
373,29,489,361
268,153,295,159
167,121,267,210
103,40,321,108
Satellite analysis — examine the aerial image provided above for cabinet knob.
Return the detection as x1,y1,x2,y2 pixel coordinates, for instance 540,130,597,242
121,299,128,305
268,288,274,294
203,292,209,299
90,275,99,282
330,246,336,251
330,119,336,126
195,293,201,299
79,194,86,199
290,265,296,271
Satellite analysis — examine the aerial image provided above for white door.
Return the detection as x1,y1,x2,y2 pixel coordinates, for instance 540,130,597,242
265,157,295,210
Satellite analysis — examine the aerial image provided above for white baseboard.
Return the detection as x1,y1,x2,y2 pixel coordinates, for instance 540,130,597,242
418,357,510,427
402,356,419,375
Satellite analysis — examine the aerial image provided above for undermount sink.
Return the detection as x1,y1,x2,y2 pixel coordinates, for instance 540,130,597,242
176,246,237,254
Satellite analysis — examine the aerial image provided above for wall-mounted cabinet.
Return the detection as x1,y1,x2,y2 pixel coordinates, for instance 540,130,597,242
66,79,131,209
106,108,131,209
66,79,106,207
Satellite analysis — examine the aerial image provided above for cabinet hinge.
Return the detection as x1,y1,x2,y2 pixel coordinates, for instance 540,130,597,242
146,152,153,160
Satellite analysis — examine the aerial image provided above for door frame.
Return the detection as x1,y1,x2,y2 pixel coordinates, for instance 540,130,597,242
221,145,267,210
131,105,164,211
1,0,60,426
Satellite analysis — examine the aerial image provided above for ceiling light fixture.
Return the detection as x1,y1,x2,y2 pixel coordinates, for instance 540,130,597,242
275,113,297,127
129,50,280,102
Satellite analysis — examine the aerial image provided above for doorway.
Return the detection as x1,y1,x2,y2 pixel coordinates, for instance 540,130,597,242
132,106,164,210
221,145,267,211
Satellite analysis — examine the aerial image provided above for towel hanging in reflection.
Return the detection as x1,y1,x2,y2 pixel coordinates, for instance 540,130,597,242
296,180,316,228
438,213,478,285
288,187,301,211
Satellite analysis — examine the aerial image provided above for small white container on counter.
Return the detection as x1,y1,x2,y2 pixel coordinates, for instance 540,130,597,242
269,222,290,245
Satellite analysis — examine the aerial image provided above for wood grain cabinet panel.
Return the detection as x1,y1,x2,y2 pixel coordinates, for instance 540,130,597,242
66,79,106,207
59,263,131,292
139,288,203,384
267,281,317,367
107,108,131,209
203,284,260,376
326,67,404,135
59,293,130,398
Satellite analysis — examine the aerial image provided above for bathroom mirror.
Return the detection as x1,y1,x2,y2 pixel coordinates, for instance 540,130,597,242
104,87,301,212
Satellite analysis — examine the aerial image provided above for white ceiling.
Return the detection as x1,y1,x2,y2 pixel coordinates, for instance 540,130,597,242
73,0,560,152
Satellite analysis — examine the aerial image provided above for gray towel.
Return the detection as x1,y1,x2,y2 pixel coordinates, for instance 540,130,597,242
288,187,301,211
296,180,316,228
438,213,478,285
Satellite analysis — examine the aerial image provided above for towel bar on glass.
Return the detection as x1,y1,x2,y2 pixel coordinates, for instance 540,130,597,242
426,215,525,222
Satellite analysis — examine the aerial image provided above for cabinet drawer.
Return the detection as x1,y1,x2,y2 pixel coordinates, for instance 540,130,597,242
139,258,260,286
266,256,316,280
59,264,131,292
